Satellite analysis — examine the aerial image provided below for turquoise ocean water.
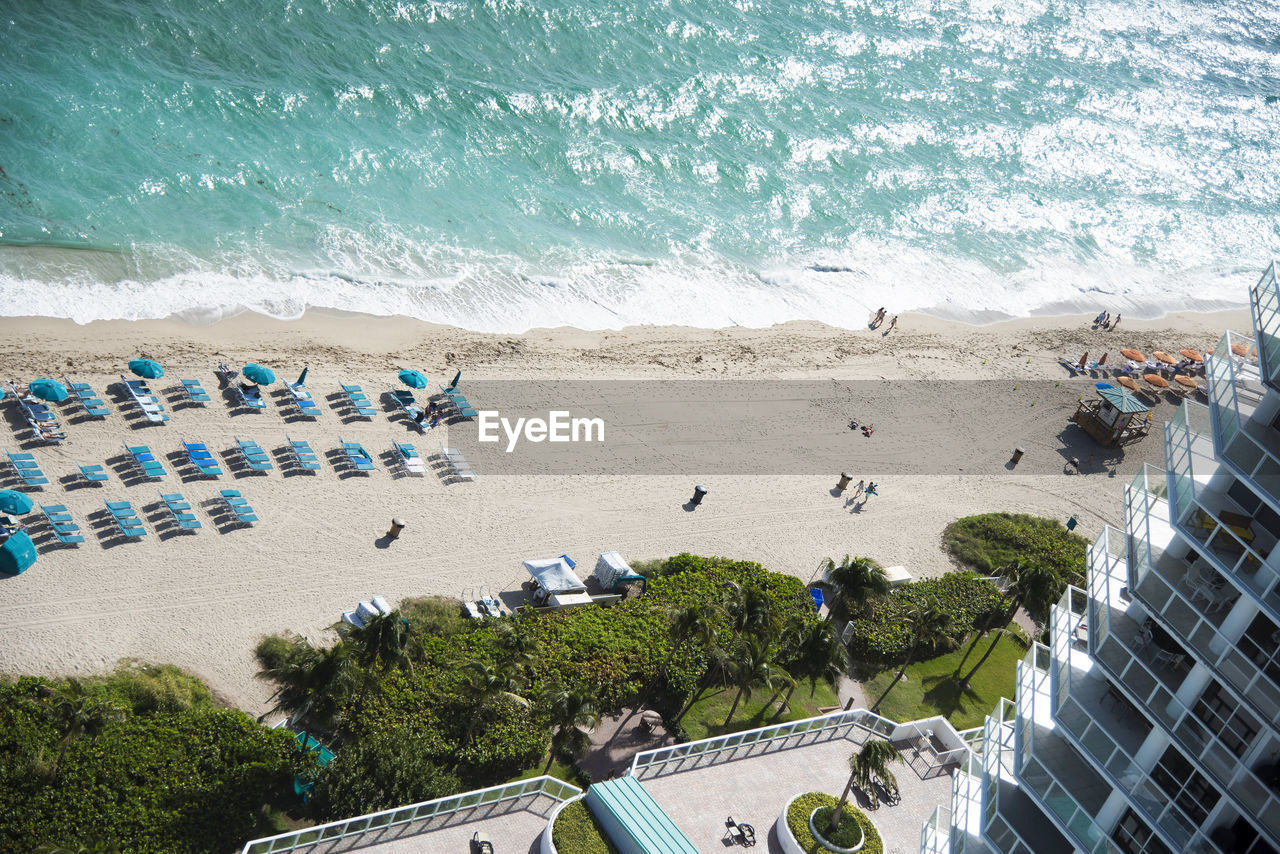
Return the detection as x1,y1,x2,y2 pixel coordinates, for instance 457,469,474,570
2,0,1278,330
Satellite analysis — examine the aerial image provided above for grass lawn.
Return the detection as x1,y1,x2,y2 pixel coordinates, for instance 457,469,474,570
508,759,580,786
862,632,1026,729
679,679,841,742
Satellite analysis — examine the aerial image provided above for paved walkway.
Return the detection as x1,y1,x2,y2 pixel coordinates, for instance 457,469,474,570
637,734,953,854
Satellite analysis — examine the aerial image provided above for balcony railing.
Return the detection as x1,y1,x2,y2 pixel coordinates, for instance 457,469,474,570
241,776,582,854
1251,261,1280,391
1171,397,1280,522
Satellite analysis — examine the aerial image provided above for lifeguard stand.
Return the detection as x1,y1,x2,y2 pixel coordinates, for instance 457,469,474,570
1071,386,1152,446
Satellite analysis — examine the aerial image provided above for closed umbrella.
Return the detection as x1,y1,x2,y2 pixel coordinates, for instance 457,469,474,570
1144,374,1169,389
128,358,164,379
0,530,37,575
398,369,428,389
28,379,68,402
0,490,34,515
1120,348,1145,362
1153,351,1177,365
1178,349,1203,362
243,363,275,385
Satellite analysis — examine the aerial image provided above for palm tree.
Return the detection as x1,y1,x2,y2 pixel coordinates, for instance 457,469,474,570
461,660,528,745
493,618,543,682
257,636,358,726
41,680,124,779
645,603,720,702
721,636,789,728
870,597,957,714
829,739,903,831
338,611,415,673
542,685,600,772
773,619,846,719
822,555,891,620
724,581,778,640
958,562,1060,689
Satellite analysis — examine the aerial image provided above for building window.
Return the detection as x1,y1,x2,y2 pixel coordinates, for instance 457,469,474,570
1112,807,1172,854
1149,746,1219,825
1192,680,1260,758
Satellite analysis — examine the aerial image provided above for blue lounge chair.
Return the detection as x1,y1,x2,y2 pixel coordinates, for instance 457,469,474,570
64,377,110,418
125,443,166,479
340,384,377,418
7,452,49,487
219,489,259,526
394,442,427,475
284,380,322,418
217,365,267,410
180,378,211,404
40,504,85,545
105,500,146,538
181,439,223,477
390,388,421,417
444,389,478,419
79,464,109,484
159,491,202,531
340,440,375,472
121,376,169,423
287,437,322,472
235,437,274,472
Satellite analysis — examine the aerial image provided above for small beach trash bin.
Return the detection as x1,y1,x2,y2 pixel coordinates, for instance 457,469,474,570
1011,447,1025,464
690,485,708,506
387,517,406,540
837,473,852,491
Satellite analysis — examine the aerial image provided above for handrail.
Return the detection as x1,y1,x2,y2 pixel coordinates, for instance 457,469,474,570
241,775,582,854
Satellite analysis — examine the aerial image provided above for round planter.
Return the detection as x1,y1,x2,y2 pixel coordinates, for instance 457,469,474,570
775,793,872,854
807,807,864,854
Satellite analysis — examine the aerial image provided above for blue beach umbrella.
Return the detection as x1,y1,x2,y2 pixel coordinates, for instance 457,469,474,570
28,379,68,402
0,530,37,575
0,490,34,515
129,358,164,379
398,369,428,389
243,363,275,385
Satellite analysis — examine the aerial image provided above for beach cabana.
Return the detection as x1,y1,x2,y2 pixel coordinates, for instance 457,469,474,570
0,530,37,575
524,557,593,608
1071,386,1151,447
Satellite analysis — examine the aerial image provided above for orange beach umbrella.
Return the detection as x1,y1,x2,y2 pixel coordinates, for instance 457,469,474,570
1144,374,1169,389
1116,376,1141,392
1230,342,1251,357
1172,375,1198,389
1178,349,1204,362
1153,351,1177,364
1120,348,1145,362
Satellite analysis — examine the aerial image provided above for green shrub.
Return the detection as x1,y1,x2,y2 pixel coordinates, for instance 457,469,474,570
943,513,1087,587
787,792,882,854
311,730,462,820
843,573,1004,669
399,596,473,637
552,799,618,854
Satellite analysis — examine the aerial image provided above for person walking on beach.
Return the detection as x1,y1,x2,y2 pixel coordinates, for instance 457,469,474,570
888,315,898,332
853,479,865,498
864,482,878,497
871,307,885,328
1112,314,1121,329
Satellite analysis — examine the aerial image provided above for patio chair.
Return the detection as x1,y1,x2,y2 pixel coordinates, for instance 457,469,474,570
105,500,146,538
390,389,422,421
471,831,494,854
63,377,110,418
182,439,224,477
394,442,427,475
340,383,377,418
125,443,167,479
235,437,274,472
286,437,322,472
40,505,85,545
340,440,375,472
79,464,109,484
159,491,202,531
7,452,49,487
725,817,756,847
179,378,211,404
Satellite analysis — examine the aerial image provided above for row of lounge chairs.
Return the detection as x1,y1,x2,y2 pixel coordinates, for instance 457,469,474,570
5,382,66,444
47,491,261,543
121,376,170,423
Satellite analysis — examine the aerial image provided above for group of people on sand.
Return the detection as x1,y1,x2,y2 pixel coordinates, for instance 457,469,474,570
9,380,68,442
870,307,898,331
414,400,442,429
1093,310,1122,330
848,418,874,437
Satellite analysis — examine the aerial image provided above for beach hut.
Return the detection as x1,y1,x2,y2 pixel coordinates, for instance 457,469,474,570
1071,386,1152,447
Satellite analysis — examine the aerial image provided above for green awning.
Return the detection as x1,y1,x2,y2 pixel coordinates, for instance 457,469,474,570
1098,386,1149,414
585,776,699,854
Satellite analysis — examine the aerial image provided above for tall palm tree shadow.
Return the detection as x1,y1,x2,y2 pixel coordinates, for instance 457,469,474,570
920,674,979,720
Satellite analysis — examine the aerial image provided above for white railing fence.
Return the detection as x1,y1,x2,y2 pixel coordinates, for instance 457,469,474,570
242,775,582,854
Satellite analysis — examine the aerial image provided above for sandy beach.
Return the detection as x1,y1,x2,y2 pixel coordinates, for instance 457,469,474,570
0,307,1247,715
